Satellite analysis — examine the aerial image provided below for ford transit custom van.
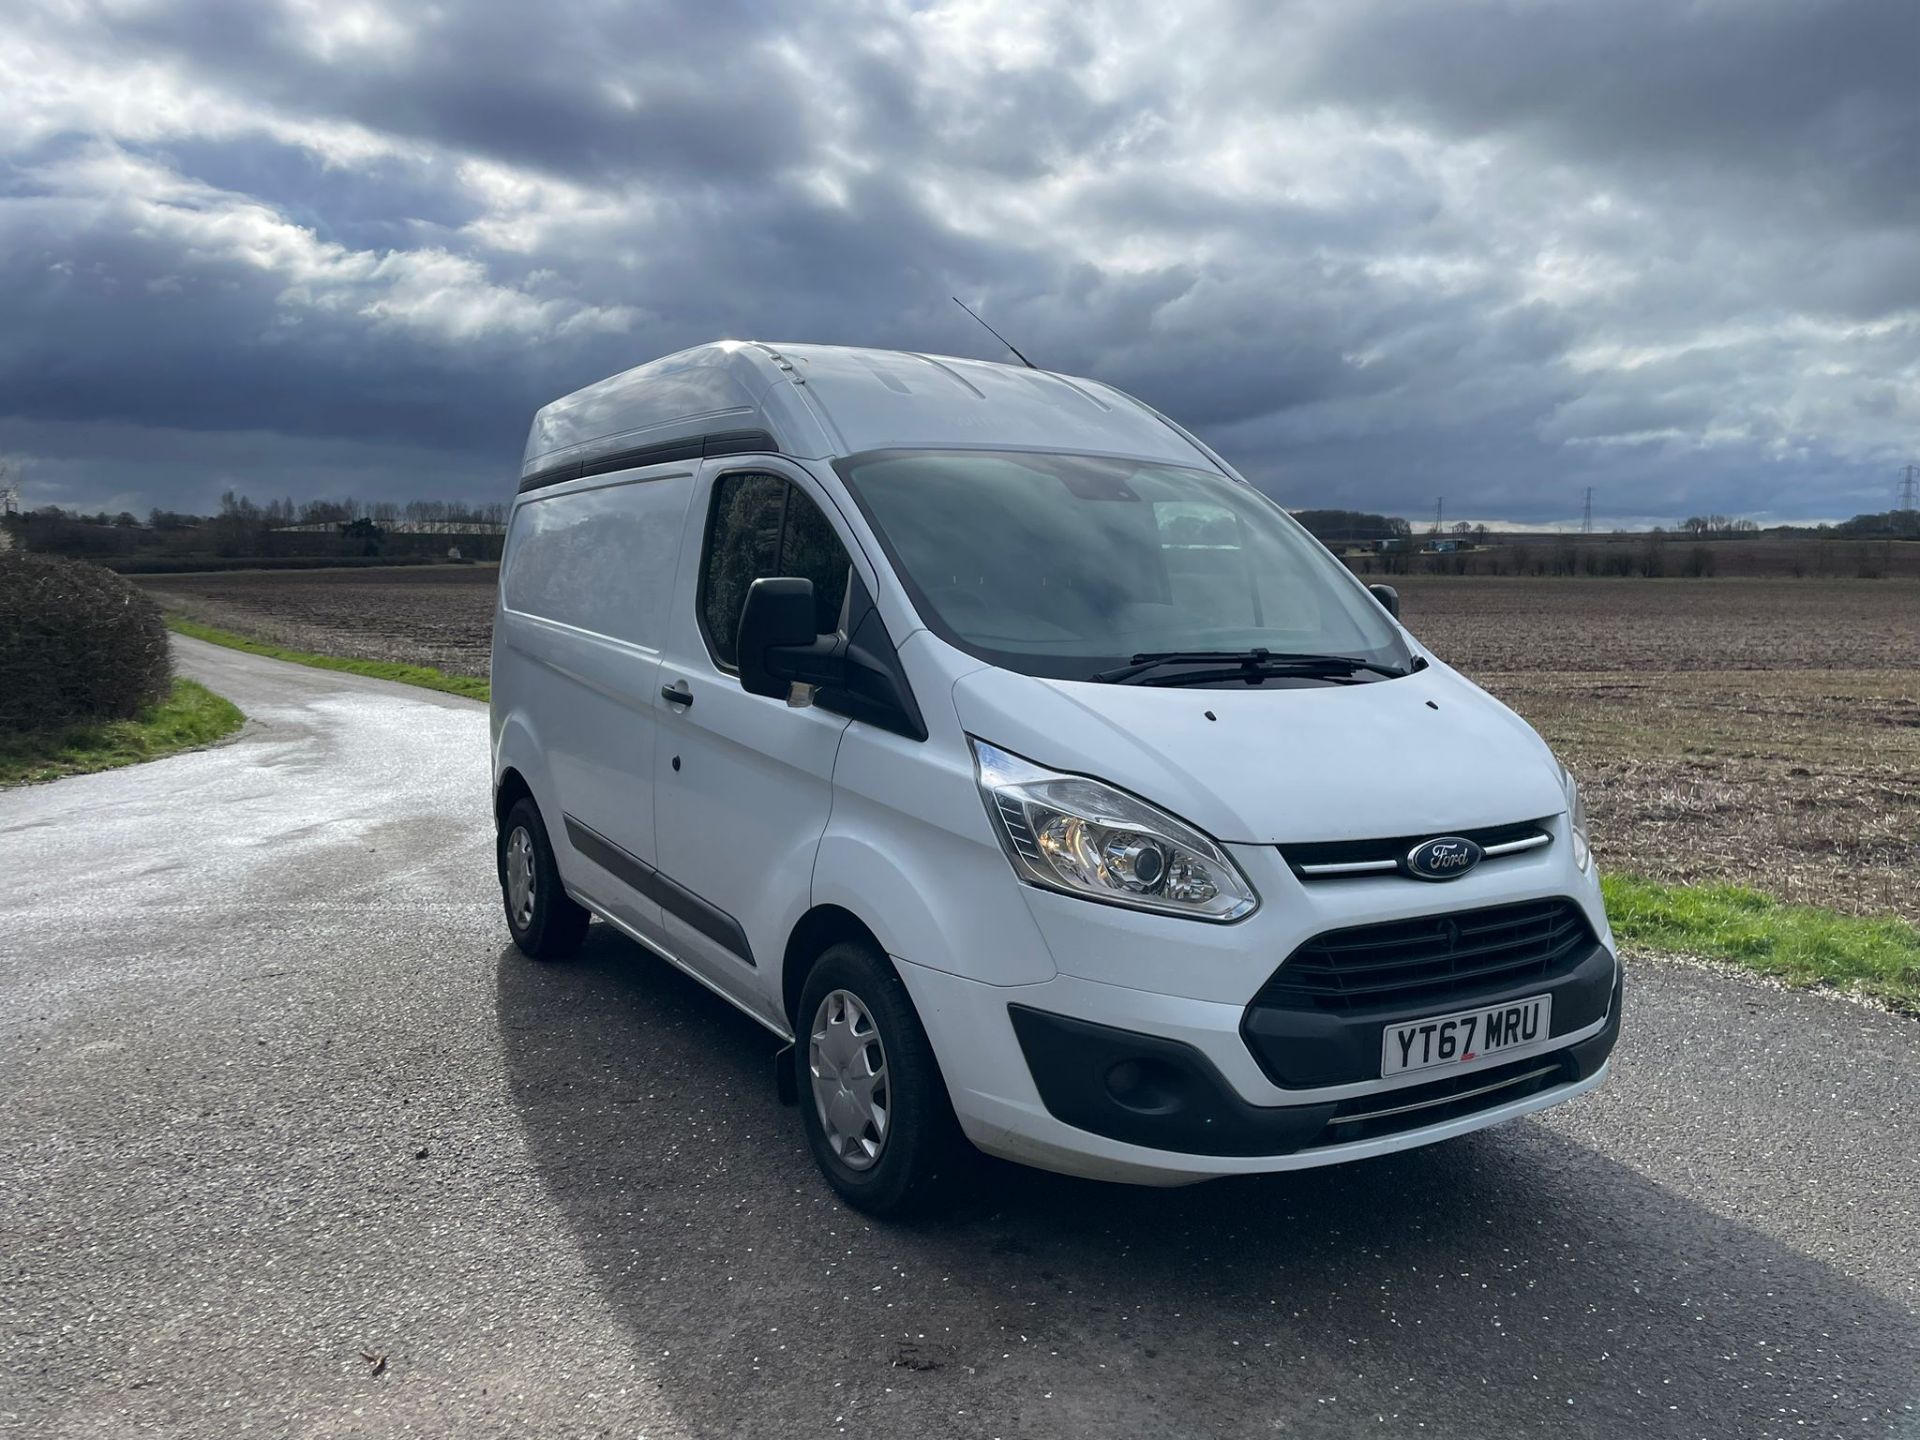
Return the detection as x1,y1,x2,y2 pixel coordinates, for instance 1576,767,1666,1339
491,342,1621,1216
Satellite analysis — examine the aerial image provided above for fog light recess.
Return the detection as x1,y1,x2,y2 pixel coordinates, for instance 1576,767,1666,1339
1105,1057,1186,1115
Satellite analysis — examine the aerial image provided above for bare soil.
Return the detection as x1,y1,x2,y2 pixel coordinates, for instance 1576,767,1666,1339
1347,534,1920,581
144,565,500,678
1393,577,1920,922
1489,668,1918,922
1391,575,1919,671
144,567,1920,921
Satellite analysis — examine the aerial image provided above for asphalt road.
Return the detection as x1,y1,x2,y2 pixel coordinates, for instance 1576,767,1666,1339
3,637,1917,1439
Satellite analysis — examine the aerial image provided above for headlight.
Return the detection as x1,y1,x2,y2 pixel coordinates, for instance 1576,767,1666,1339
1559,760,1592,873
971,739,1258,921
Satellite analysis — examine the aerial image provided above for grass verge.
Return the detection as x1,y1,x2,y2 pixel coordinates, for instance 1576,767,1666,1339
1604,874,1920,1013
0,678,245,786
168,617,490,701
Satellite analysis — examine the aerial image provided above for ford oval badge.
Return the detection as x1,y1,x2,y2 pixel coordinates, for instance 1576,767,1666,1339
1406,836,1483,881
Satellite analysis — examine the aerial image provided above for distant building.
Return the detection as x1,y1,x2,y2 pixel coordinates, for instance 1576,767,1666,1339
272,519,507,536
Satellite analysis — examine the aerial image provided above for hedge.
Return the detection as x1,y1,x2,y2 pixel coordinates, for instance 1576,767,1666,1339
0,553,173,731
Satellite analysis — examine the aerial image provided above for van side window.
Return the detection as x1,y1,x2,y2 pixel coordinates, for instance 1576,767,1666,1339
699,473,852,669
777,484,852,635
502,476,690,645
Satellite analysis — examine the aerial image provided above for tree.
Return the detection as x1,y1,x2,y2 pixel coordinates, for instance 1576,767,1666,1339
1638,535,1666,578
299,498,351,525
210,490,280,556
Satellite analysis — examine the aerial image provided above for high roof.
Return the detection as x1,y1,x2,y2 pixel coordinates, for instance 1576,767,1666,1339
520,341,1222,482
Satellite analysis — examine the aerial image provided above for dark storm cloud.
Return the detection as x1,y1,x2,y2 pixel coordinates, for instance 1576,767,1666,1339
83,0,828,186
0,0,1914,522
0,148,571,450
1292,0,1920,221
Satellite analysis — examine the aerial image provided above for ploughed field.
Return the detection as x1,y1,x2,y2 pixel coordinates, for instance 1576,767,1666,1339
144,565,501,678
144,568,1920,923
1397,576,1920,923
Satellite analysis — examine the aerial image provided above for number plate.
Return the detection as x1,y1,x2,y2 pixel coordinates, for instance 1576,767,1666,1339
1380,994,1552,1077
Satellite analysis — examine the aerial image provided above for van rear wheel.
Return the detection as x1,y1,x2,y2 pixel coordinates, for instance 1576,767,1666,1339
499,797,589,960
796,941,969,1218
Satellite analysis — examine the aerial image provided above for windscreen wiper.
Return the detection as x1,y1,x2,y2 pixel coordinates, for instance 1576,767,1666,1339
1090,649,1412,685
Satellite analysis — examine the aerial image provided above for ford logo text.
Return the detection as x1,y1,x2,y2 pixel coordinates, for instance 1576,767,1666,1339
1405,836,1484,881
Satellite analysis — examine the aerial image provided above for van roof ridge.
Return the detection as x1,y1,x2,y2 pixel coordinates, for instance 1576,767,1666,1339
520,341,1213,480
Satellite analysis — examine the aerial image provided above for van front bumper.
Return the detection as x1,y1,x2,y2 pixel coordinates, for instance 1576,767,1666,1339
892,954,1621,1185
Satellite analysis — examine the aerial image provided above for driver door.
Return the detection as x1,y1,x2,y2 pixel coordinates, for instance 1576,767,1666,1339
649,463,860,1028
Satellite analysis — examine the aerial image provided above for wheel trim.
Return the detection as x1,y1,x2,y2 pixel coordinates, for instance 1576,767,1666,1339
505,825,537,930
808,989,890,1171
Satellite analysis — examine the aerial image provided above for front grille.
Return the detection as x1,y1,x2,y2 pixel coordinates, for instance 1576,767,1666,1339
1254,897,1596,1014
1306,1051,1575,1148
1281,820,1551,880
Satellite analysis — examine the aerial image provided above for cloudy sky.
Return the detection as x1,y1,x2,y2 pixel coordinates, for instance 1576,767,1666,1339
3,0,1916,526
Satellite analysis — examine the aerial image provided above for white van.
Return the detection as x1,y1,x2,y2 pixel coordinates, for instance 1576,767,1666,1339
491,342,1620,1215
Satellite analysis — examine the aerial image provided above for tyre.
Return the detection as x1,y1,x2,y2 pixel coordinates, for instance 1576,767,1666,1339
795,940,971,1218
498,796,590,960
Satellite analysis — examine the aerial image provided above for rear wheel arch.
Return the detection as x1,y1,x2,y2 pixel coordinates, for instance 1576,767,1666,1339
498,792,590,960
494,766,534,833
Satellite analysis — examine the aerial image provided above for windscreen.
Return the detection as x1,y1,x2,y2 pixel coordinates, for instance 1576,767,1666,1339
836,449,1410,681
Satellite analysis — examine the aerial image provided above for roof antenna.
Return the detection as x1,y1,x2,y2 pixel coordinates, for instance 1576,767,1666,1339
952,296,1038,369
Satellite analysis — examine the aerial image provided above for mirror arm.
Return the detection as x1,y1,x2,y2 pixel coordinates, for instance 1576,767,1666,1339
812,575,929,742
815,652,921,740
765,634,847,689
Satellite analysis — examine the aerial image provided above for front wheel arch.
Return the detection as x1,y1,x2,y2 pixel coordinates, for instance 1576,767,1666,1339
793,938,970,1216
782,904,887,1032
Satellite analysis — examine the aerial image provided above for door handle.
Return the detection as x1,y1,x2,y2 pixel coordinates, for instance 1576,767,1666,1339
660,679,693,707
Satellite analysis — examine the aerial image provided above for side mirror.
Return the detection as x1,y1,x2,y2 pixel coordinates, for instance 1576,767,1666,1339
737,577,844,699
1368,583,1400,620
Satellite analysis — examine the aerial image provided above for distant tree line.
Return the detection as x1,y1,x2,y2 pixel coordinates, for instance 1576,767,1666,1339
1345,529,1916,580
2,490,510,568
1830,510,1920,539
1682,510,1919,540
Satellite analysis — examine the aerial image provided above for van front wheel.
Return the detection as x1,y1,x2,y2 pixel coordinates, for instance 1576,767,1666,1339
498,797,590,960
796,942,968,1217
